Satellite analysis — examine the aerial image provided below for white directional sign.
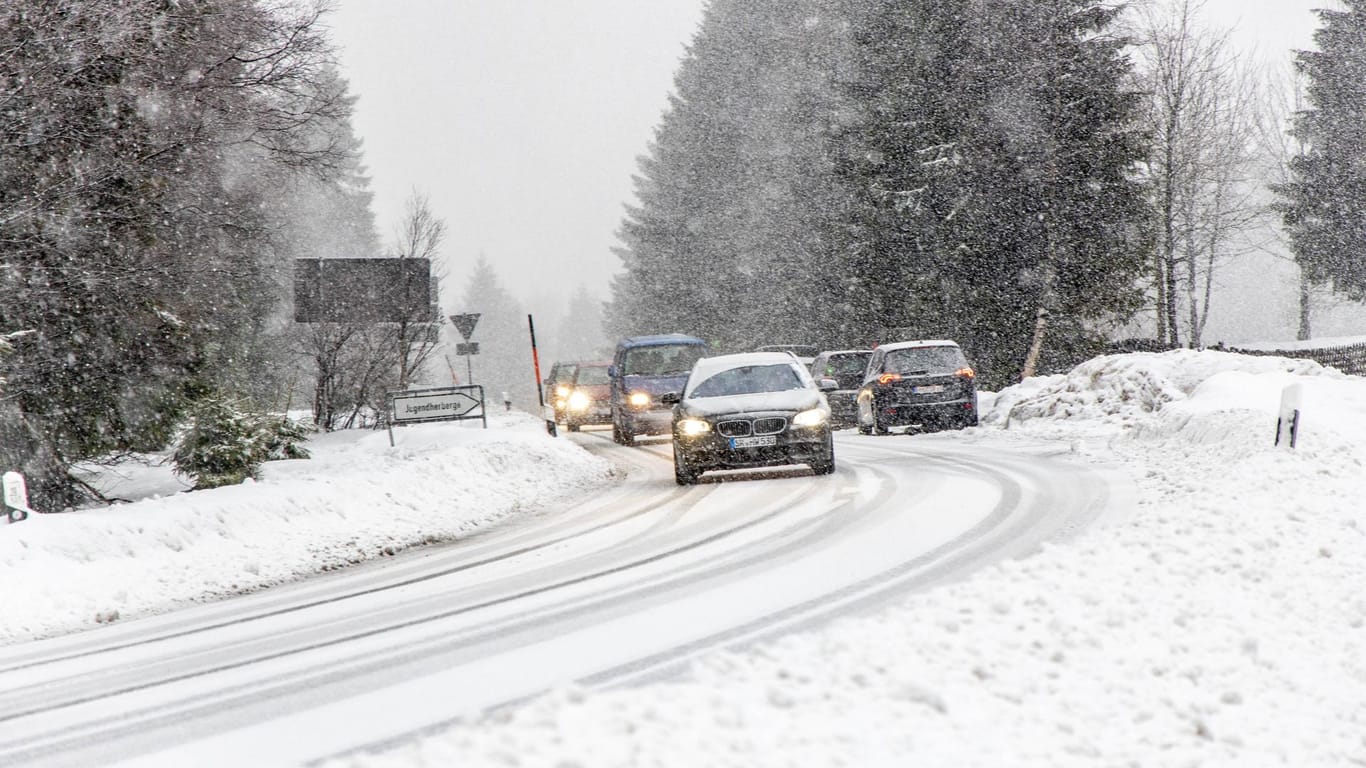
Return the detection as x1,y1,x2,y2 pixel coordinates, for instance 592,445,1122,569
391,388,483,423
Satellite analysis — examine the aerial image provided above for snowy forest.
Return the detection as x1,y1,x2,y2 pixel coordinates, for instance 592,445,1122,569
2,0,1365,507
607,0,1366,386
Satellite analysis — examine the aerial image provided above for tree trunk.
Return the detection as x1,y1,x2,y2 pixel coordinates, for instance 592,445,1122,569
1185,214,1200,348
1297,266,1312,341
1020,307,1050,379
1155,247,1167,343
1162,132,1181,347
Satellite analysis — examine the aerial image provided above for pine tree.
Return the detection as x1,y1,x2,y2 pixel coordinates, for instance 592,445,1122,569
607,0,850,351
1280,1,1366,300
458,257,534,410
0,0,357,507
831,0,1147,385
556,285,608,360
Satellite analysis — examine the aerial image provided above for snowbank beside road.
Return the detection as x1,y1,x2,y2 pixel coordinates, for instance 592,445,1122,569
350,350,1366,768
988,349,1339,430
0,413,614,645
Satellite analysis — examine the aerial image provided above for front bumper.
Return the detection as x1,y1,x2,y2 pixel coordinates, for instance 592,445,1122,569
621,407,674,436
674,424,832,471
562,402,611,426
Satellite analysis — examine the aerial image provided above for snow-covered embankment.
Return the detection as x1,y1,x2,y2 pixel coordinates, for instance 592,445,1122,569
0,413,614,645
350,350,1366,768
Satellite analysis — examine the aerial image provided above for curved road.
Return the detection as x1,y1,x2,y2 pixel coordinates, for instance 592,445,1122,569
0,429,1131,767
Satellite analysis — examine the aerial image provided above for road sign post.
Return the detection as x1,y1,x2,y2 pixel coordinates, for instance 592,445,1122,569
449,313,481,385
528,314,555,436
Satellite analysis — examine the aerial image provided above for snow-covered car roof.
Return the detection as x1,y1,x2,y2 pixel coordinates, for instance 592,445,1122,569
876,339,960,351
617,333,706,349
687,352,811,383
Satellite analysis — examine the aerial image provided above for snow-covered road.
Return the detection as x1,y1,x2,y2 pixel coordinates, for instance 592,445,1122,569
0,429,1128,767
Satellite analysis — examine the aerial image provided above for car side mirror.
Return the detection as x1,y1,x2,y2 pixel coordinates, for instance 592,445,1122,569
608,365,618,378
818,378,839,391
659,391,681,405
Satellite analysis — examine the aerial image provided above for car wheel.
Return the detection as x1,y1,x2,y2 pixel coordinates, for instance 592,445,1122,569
857,423,872,436
568,423,580,432
873,416,890,435
612,415,631,445
810,451,836,475
673,447,698,485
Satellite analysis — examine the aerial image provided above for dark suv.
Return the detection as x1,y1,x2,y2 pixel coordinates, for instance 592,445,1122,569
609,334,708,444
856,340,978,434
808,349,872,428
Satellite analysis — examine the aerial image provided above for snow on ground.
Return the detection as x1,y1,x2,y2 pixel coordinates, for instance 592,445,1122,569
332,350,1366,768
3,351,1364,767
0,412,614,645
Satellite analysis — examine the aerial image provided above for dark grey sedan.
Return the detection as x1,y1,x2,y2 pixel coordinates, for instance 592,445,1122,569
663,352,837,485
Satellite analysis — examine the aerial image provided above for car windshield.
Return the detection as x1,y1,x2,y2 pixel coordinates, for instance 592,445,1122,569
575,366,610,386
820,353,871,387
689,364,805,398
622,344,705,376
884,346,966,375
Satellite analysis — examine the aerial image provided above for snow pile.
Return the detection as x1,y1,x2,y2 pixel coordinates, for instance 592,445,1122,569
343,351,1366,768
989,349,1337,426
0,413,613,645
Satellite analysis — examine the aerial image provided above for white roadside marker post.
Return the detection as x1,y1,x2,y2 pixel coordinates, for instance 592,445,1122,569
1274,383,1303,449
3,471,35,523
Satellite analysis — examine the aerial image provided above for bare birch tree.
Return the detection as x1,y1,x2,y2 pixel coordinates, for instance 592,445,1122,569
1137,0,1266,348
390,192,447,389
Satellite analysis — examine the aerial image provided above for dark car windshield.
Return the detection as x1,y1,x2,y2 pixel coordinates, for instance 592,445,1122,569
622,344,705,376
819,352,871,388
689,364,804,398
884,346,967,375
575,366,610,386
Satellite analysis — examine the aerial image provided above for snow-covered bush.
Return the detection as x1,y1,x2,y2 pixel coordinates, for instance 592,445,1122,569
255,415,314,461
172,400,312,490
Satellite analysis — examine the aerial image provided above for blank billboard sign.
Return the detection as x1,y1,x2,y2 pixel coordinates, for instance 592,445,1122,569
294,258,432,323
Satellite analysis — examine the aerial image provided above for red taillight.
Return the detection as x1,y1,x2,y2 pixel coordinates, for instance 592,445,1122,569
878,373,902,385
955,367,976,379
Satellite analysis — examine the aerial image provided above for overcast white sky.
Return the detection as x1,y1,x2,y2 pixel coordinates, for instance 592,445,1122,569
327,1,1329,321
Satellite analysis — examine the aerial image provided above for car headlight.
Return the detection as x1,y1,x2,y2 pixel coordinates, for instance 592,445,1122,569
628,391,651,408
678,418,711,436
555,385,571,398
567,390,591,411
792,408,829,428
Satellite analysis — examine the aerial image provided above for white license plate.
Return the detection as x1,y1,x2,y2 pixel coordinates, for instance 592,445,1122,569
912,385,945,394
731,435,777,449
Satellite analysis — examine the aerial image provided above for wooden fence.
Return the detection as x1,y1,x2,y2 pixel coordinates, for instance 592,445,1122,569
1099,338,1366,376
1224,341,1366,376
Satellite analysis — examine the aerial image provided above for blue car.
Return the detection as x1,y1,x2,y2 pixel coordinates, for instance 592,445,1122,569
609,334,708,444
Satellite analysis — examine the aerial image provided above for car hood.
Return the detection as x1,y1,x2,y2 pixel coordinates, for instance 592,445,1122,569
576,383,610,398
681,389,825,418
622,373,691,397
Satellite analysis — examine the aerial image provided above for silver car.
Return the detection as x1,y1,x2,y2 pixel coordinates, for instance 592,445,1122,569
662,352,838,485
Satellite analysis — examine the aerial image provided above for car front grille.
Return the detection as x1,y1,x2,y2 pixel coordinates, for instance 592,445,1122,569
716,420,752,438
753,417,787,435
